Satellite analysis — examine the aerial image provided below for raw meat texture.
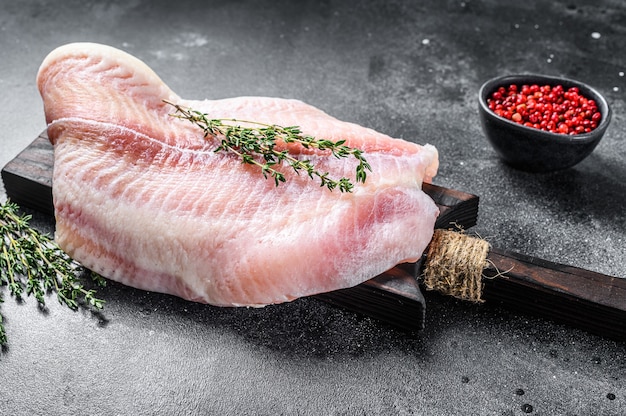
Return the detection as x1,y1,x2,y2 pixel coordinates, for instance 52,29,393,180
37,42,440,306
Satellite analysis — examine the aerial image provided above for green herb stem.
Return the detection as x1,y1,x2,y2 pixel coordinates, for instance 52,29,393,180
164,100,371,192
0,201,106,345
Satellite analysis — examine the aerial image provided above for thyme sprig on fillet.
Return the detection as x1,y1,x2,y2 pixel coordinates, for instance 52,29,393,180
165,100,371,193
0,201,106,345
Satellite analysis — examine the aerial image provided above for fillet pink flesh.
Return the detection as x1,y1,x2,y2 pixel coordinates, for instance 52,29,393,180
36,43,440,307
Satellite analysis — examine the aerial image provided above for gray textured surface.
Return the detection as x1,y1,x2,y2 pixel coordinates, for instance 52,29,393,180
1,1,625,415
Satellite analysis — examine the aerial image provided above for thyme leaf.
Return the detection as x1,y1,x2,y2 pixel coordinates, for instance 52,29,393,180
0,201,106,346
164,100,371,192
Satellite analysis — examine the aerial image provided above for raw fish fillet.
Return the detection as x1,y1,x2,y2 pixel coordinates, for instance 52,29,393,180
37,43,440,306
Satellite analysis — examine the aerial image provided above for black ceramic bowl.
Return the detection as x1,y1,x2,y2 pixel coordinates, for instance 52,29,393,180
478,74,611,172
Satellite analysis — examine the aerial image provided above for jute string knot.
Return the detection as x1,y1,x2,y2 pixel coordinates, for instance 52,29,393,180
421,229,490,303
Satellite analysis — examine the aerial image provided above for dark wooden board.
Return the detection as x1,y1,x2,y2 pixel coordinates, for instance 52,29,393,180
1,133,54,216
1,131,480,333
4,132,625,340
483,248,626,341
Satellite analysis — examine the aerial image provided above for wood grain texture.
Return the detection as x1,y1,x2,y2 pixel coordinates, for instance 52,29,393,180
484,248,626,341
1,132,53,216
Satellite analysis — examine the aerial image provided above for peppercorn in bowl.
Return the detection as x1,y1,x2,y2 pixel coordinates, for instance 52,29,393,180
478,74,611,172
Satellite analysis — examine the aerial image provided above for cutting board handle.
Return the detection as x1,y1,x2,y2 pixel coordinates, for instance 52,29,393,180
483,247,626,341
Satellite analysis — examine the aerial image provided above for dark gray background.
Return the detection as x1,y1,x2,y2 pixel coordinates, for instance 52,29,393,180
1,1,624,415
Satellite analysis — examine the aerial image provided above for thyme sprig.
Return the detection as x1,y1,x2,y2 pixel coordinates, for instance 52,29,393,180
0,201,106,345
165,100,371,192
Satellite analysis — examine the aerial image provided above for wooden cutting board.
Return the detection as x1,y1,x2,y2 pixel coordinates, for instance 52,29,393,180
1,131,480,332
4,132,625,341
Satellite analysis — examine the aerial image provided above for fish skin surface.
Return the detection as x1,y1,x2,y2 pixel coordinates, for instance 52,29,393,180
37,42,440,307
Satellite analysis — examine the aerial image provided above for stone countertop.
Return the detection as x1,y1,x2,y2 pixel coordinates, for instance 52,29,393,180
1,1,624,415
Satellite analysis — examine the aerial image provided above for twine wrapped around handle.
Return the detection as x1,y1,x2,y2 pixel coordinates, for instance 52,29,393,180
421,229,491,302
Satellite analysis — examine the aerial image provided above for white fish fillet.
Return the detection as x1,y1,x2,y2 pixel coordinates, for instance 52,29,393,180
37,42,440,306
